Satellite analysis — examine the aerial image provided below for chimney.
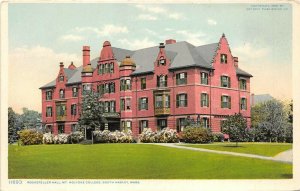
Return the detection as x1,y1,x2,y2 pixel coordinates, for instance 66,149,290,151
82,46,90,67
233,57,238,68
159,42,165,49
68,61,76,70
165,39,176,45
59,62,64,68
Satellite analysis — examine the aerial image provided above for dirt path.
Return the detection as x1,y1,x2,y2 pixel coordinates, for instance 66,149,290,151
149,143,292,164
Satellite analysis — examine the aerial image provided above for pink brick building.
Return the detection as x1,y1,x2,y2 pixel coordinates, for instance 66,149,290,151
40,34,252,137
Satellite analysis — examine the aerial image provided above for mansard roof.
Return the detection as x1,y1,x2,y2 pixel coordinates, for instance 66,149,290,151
40,40,252,89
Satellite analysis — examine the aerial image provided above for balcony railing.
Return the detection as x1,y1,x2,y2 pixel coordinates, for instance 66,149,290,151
155,107,170,116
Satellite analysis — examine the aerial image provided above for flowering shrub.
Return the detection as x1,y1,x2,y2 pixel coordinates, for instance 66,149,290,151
43,133,54,144
18,129,43,145
93,130,133,143
70,131,84,143
182,127,213,143
212,132,224,142
139,128,179,143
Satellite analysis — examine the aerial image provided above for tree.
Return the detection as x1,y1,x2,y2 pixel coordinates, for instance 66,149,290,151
251,99,290,142
19,107,41,130
8,107,18,143
221,113,247,146
78,90,106,131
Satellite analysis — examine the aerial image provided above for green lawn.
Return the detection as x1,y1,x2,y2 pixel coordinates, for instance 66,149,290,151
9,144,292,179
178,142,292,157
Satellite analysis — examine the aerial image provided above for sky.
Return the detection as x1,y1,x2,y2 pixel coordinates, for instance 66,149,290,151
8,3,292,113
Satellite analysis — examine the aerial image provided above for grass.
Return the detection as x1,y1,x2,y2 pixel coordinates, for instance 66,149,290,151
178,142,292,157
9,144,292,179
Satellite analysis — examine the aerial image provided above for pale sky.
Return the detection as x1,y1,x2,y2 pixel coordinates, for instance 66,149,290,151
8,3,292,113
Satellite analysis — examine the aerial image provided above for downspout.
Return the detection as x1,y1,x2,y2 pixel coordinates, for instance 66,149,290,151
209,69,212,129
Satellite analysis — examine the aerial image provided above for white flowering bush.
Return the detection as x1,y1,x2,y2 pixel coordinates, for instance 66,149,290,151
53,134,70,144
43,133,54,144
93,130,133,143
139,128,179,143
70,131,84,143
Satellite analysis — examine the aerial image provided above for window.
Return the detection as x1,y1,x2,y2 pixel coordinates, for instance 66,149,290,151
155,94,170,108
176,118,186,132
221,95,231,109
202,117,209,128
71,124,77,132
71,104,77,115
176,94,188,107
157,75,167,87
122,120,132,131
220,54,227,63
139,97,148,110
157,119,167,130
46,107,52,117
58,124,65,134
58,75,64,82
105,83,110,94
72,87,78,97
98,64,104,74
240,79,247,90
109,62,114,73
98,84,104,95
241,98,247,110
126,98,131,110
120,98,125,111
56,104,66,117
201,93,209,107
46,91,52,100
201,72,208,85
176,72,187,85
59,89,65,99
139,120,148,134
103,101,109,113
82,84,92,95
158,56,166,66
141,78,146,89
105,63,109,73
220,76,231,88
109,82,115,93
120,79,131,91
110,101,116,112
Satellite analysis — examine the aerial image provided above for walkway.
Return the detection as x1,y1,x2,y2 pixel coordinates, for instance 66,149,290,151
151,143,293,164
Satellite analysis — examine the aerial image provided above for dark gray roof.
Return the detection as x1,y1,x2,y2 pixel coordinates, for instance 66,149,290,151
236,67,253,77
40,79,56,89
41,40,252,88
195,43,219,64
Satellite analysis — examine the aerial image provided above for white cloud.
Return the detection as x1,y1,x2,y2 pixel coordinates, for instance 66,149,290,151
145,28,157,35
176,30,207,45
232,43,270,63
118,37,156,50
135,4,185,20
69,24,128,38
207,19,217,26
137,14,157,21
9,46,81,113
60,34,84,42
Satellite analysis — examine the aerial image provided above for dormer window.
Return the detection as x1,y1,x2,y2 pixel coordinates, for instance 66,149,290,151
158,56,166,66
220,54,227,64
59,75,64,82
59,89,65,99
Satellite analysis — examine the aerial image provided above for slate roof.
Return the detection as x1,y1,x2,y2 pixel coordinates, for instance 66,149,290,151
40,41,252,89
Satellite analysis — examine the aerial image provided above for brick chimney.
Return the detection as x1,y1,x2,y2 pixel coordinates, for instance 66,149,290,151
233,57,238,68
59,62,64,68
82,46,90,67
165,39,176,45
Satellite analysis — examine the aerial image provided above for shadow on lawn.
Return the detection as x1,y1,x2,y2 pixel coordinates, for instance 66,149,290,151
281,174,293,179
222,145,245,148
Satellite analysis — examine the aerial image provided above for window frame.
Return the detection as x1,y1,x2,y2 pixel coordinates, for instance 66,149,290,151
240,97,247,110
176,72,187,85
201,93,209,107
46,106,52,117
220,76,231,88
59,89,65,99
141,77,146,90
139,97,148,110
71,104,77,116
46,90,52,100
221,95,231,109
200,72,208,85
220,54,228,64
239,79,247,90
176,93,188,107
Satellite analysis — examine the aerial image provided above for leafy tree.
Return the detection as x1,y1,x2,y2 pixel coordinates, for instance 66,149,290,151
78,90,106,131
19,107,41,130
251,99,290,142
221,113,247,146
8,107,18,143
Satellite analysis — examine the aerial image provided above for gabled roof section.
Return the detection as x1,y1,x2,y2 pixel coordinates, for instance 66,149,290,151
236,67,253,77
39,80,56,89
